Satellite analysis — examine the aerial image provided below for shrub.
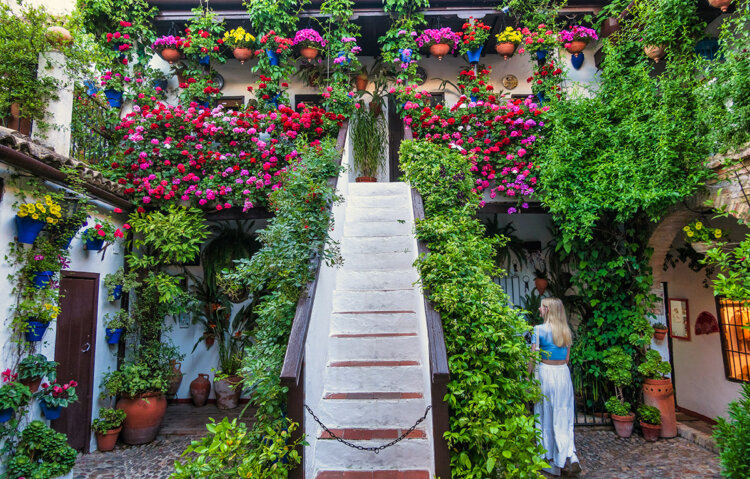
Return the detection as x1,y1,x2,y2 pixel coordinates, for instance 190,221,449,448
100,363,168,398
714,383,750,478
605,396,631,417
3,420,77,479
637,349,671,380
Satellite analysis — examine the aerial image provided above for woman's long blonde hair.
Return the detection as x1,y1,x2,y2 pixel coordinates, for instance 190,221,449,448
541,297,572,348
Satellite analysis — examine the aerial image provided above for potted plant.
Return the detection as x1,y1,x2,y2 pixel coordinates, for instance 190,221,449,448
0,372,32,423
92,408,127,451
603,347,635,437
292,28,326,60
416,28,461,60
181,4,226,66
18,298,60,342
518,24,560,63
459,18,491,63
211,305,256,409
223,27,255,64
18,354,58,393
104,267,139,302
103,310,133,345
638,349,676,438
708,0,733,12
558,25,598,56
638,404,662,441
495,27,523,60
15,196,62,244
37,379,78,420
350,107,387,182
151,35,184,64
81,218,125,251
99,68,132,108
100,362,169,445
27,250,62,289
259,30,293,66
652,322,668,341
4,421,77,479
683,220,726,253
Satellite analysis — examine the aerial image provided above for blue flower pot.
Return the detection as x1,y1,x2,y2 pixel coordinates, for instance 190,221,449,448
571,52,584,70
111,284,123,300
106,328,124,344
15,215,46,244
266,49,279,66
336,52,351,64
40,402,62,420
104,89,123,108
399,49,412,63
467,46,483,64
84,229,105,251
154,79,168,90
199,55,211,65
61,235,74,250
84,80,99,96
25,320,49,342
470,95,478,103
32,271,54,289
536,50,548,62
537,92,545,105
0,408,12,423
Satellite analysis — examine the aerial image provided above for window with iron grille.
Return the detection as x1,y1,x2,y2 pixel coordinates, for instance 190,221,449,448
717,298,750,383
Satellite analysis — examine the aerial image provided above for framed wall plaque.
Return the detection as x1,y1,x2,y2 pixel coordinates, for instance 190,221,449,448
668,298,691,340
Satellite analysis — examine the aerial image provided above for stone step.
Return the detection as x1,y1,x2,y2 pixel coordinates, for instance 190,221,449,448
343,221,413,238
341,236,415,255
335,269,418,290
341,252,415,271
348,182,410,197
332,289,417,313
324,364,424,393
344,194,412,209
329,312,419,335
315,396,427,429
328,334,421,362
317,471,430,479
313,436,431,471
345,206,412,223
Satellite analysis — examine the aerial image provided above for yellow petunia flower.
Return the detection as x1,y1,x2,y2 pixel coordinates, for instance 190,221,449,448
31,214,39,220
694,221,703,230
682,226,690,232
27,204,36,213
38,205,46,214
46,217,55,224
714,229,722,238
687,231,694,237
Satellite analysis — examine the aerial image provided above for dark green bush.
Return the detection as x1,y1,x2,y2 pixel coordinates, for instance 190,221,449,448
715,383,750,479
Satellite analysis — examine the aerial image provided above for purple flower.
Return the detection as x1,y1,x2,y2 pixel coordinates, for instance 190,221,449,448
34,255,44,261
292,29,327,48
416,28,461,52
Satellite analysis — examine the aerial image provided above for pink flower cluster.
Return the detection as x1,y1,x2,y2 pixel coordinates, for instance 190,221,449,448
416,28,461,51
292,28,327,48
558,25,598,47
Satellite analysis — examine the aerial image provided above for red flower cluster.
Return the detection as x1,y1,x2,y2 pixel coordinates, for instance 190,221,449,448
459,18,491,50
259,30,293,55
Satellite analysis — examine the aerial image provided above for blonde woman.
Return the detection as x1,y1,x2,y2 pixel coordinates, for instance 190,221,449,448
532,297,581,476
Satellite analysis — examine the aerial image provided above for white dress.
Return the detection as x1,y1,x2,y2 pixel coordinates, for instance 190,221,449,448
533,324,579,475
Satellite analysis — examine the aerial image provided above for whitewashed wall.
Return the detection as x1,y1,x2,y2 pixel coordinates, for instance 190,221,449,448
0,165,126,452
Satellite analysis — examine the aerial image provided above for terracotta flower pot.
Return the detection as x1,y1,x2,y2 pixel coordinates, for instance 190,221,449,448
709,0,733,12
640,421,661,442
159,48,181,64
643,378,676,438
653,328,668,341
355,74,368,91
20,377,42,393
495,42,517,60
534,278,548,295
644,45,666,63
429,43,451,60
116,393,166,445
300,47,319,60
356,176,377,183
369,101,382,118
566,40,588,56
190,373,211,407
611,412,635,438
203,333,215,348
167,360,183,396
95,426,122,452
214,375,242,410
233,47,254,64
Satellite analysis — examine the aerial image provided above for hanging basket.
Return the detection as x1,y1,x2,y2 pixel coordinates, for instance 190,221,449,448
106,328,124,344
495,42,517,60
708,0,733,12
300,47,319,60
467,46,483,64
25,320,50,342
32,271,54,289
103,89,123,108
429,43,451,60
40,402,62,420
644,45,666,63
15,215,46,244
233,47,254,64
566,40,588,55
266,49,280,66
159,48,181,64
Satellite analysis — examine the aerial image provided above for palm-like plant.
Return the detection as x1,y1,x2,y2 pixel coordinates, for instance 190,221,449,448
350,108,387,179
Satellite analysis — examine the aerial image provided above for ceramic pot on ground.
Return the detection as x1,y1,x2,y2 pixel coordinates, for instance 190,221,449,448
300,47,319,60
644,45,666,63
355,74,368,91
116,393,167,445
159,48,181,64
214,375,242,410
611,413,635,438
95,427,122,452
640,421,661,442
429,43,451,60
190,374,211,407
643,378,676,438
534,278,548,295
167,360,183,396
566,40,587,56
495,42,517,60
708,0,733,12
356,176,377,183
233,47,253,64
653,328,668,341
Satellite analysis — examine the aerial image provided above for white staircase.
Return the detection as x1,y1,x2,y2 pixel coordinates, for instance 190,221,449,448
308,182,433,478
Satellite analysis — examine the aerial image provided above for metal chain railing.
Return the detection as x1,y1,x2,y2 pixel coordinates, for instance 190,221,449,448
305,404,432,454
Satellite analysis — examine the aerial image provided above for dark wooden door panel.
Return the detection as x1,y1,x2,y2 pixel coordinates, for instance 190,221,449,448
54,272,99,452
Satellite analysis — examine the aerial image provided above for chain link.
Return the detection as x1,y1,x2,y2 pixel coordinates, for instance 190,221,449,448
305,403,432,454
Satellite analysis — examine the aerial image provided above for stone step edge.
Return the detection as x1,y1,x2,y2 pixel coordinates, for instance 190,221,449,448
316,471,430,479
318,428,427,440
330,333,418,338
323,392,423,399
332,310,416,315
329,360,420,367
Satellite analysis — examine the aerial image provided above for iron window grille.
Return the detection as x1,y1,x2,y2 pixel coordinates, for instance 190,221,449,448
716,297,750,383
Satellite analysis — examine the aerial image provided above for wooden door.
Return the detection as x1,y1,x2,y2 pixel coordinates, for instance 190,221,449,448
54,271,99,452
388,96,404,182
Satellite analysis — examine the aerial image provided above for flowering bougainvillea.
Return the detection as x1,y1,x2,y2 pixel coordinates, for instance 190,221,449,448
105,102,343,211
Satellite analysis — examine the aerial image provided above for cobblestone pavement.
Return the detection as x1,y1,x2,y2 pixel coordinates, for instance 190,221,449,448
73,428,720,478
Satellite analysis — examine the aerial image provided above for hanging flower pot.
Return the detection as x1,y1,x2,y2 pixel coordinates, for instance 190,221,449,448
355,74,368,91
369,100,382,117
84,80,99,96
198,55,211,65
571,53,585,70
470,95,478,103
159,48,181,64
467,46,483,64
644,45,666,63
95,426,122,452
429,43,451,60
708,0,733,12
399,48,412,63
20,376,42,393
233,47,254,64
40,402,62,420
335,51,351,65
611,412,635,438
300,47,319,60
25,320,50,342
534,278,548,295
0,408,12,423
266,49,280,66
83,229,105,251
111,284,123,300
106,328,124,345
653,327,668,341
15,215,46,244
495,42,517,60
566,41,587,55
154,79,168,91
203,333,216,348
32,271,54,289
103,89,123,108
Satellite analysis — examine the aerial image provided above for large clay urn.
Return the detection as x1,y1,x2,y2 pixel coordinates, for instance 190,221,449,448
708,0,733,12
159,48,181,64
214,375,242,410
429,43,451,60
95,427,122,452
300,47,319,60
495,42,517,60
611,413,635,438
233,47,254,64
190,373,211,407
167,360,183,396
643,378,676,438
644,45,666,63
116,393,167,445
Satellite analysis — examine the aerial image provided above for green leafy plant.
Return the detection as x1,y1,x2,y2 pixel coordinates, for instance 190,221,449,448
17,354,58,382
714,382,750,479
103,309,134,331
0,381,32,412
637,349,672,380
104,266,139,301
3,420,77,479
602,346,633,416
653,322,667,330
92,408,127,433
37,380,78,409
350,108,387,179
605,396,631,417
100,363,168,398
637,404,662,425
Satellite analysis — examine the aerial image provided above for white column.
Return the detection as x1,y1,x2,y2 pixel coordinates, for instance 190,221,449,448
32,49,73,157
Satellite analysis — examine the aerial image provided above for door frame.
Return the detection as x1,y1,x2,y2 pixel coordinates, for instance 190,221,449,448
58,270,99,452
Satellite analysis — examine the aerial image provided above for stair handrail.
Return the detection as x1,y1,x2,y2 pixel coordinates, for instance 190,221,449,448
404,126,452,478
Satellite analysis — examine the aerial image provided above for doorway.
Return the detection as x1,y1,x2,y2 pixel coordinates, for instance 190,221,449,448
54,271,99,452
